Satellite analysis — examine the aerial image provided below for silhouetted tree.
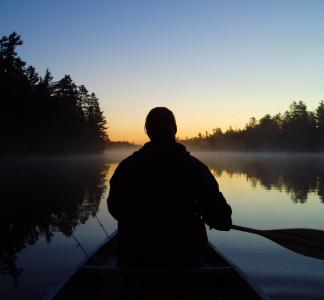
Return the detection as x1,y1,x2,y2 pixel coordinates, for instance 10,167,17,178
0,32,108,155
281,101,316,151
0,157,109,283
182,101,322,152
316,101,324,149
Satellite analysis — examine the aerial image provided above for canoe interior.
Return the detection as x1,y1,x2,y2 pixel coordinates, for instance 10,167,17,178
52,233,264,300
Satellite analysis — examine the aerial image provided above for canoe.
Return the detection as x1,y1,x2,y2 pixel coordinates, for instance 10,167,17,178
46,231,269,300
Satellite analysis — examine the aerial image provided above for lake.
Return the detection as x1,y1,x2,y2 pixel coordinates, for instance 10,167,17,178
0,151,324,299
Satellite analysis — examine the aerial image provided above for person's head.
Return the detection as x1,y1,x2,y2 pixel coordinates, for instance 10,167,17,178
145,107,177,142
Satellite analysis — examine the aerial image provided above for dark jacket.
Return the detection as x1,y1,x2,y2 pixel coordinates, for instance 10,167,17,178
107,142,232,264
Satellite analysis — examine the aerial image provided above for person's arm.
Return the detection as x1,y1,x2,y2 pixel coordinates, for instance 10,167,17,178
107,176,119,220
196,163,232,231
107,162,126,220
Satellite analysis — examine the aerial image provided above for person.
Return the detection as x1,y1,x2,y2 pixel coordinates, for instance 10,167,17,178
107,107,232,266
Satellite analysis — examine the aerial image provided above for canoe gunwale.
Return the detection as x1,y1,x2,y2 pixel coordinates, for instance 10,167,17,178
207,241,270,300
44,232,117,300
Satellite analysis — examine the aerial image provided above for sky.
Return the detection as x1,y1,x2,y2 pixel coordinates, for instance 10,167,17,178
2,0,324,144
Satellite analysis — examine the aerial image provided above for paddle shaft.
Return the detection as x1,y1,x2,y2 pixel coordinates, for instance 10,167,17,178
231,225,261,235
230,224,324,261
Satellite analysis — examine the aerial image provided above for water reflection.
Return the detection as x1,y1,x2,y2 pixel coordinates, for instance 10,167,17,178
0,157,109,284
1,152,323,299
195,153,324,204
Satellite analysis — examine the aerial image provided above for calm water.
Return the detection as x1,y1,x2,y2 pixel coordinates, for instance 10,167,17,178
0,152,324,299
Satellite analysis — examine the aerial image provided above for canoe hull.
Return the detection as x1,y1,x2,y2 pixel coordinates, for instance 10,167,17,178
49,231,268,300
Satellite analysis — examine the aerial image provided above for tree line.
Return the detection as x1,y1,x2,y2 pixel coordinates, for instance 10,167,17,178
182,101,324,151
0,32,108,155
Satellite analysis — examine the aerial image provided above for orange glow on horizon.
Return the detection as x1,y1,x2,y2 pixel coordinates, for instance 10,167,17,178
107,120,249,145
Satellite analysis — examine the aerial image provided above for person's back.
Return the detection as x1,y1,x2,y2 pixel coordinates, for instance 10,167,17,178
107,107,232,266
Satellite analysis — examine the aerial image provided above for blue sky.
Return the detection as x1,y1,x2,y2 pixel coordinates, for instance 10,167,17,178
2,0,324,143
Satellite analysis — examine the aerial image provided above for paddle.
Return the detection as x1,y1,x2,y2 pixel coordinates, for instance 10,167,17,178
231,225,324,261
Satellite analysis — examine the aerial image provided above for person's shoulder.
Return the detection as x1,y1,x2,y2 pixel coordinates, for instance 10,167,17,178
188,155,211,174
110,150,141,178
117,150,142,169
110,150,143,183
185,151,219,187
177,143,210,172
181,147,207,168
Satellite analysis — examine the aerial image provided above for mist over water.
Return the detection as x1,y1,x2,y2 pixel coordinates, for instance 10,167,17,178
0,151,323,299
194,151,324,203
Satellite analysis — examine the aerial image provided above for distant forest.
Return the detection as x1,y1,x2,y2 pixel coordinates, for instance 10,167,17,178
182,101,324,151
0,32,108,155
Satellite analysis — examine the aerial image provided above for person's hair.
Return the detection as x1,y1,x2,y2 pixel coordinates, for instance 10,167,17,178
145,107,177,142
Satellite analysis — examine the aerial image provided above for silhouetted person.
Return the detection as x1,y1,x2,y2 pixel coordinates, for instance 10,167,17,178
107,107,232,266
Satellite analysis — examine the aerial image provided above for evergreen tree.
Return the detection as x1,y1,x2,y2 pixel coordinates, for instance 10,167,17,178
182,101,322,152
316,101,324,149
0,32,109,154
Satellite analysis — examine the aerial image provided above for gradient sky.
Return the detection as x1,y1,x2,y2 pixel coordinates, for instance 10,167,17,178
2,0,324,144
